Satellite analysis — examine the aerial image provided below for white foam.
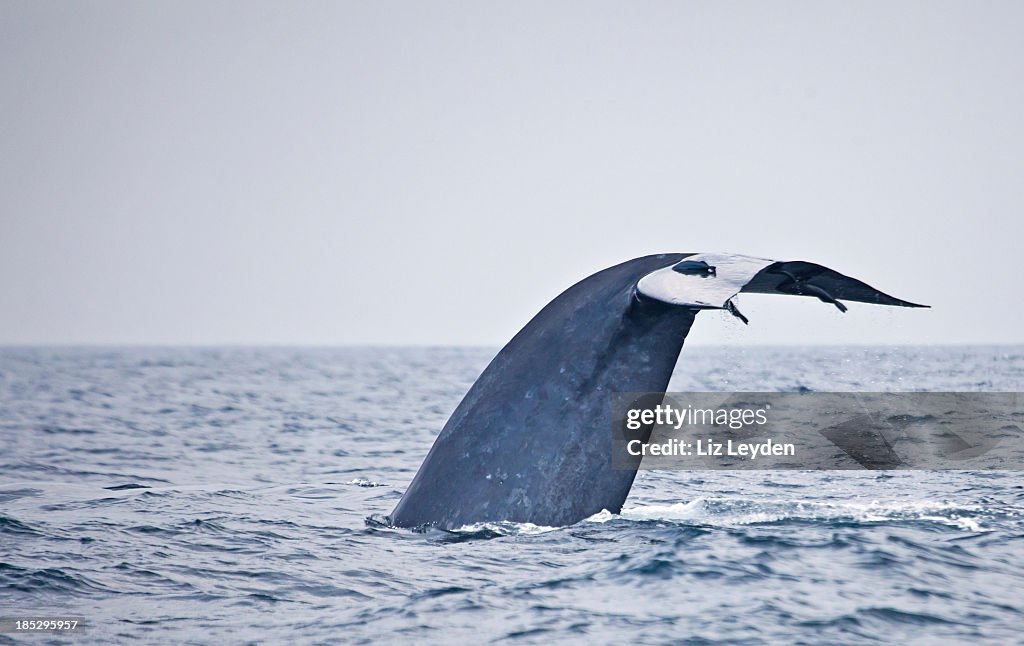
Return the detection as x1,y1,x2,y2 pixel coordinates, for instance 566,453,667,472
451,521,560,535
613,497,988,531
346,478,385,487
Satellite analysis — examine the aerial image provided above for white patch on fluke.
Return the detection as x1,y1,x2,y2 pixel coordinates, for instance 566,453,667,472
637,253,775,308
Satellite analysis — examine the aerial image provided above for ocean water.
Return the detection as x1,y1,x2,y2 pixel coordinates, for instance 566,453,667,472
1,345,1023,644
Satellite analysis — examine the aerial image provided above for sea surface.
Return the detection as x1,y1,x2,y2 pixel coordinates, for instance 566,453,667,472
1,346,1023,644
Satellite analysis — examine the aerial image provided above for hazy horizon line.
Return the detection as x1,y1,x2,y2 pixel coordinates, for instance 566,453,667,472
1,341,1021,350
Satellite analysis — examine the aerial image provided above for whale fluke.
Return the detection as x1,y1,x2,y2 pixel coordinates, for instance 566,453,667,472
389,253,927,530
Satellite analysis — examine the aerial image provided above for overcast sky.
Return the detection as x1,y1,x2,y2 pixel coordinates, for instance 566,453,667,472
2,1,1022,346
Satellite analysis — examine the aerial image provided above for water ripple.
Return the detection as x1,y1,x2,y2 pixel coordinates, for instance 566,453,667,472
1,346,1022,643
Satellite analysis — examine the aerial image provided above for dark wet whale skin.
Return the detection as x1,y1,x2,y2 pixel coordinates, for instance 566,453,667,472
390,254,697,529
